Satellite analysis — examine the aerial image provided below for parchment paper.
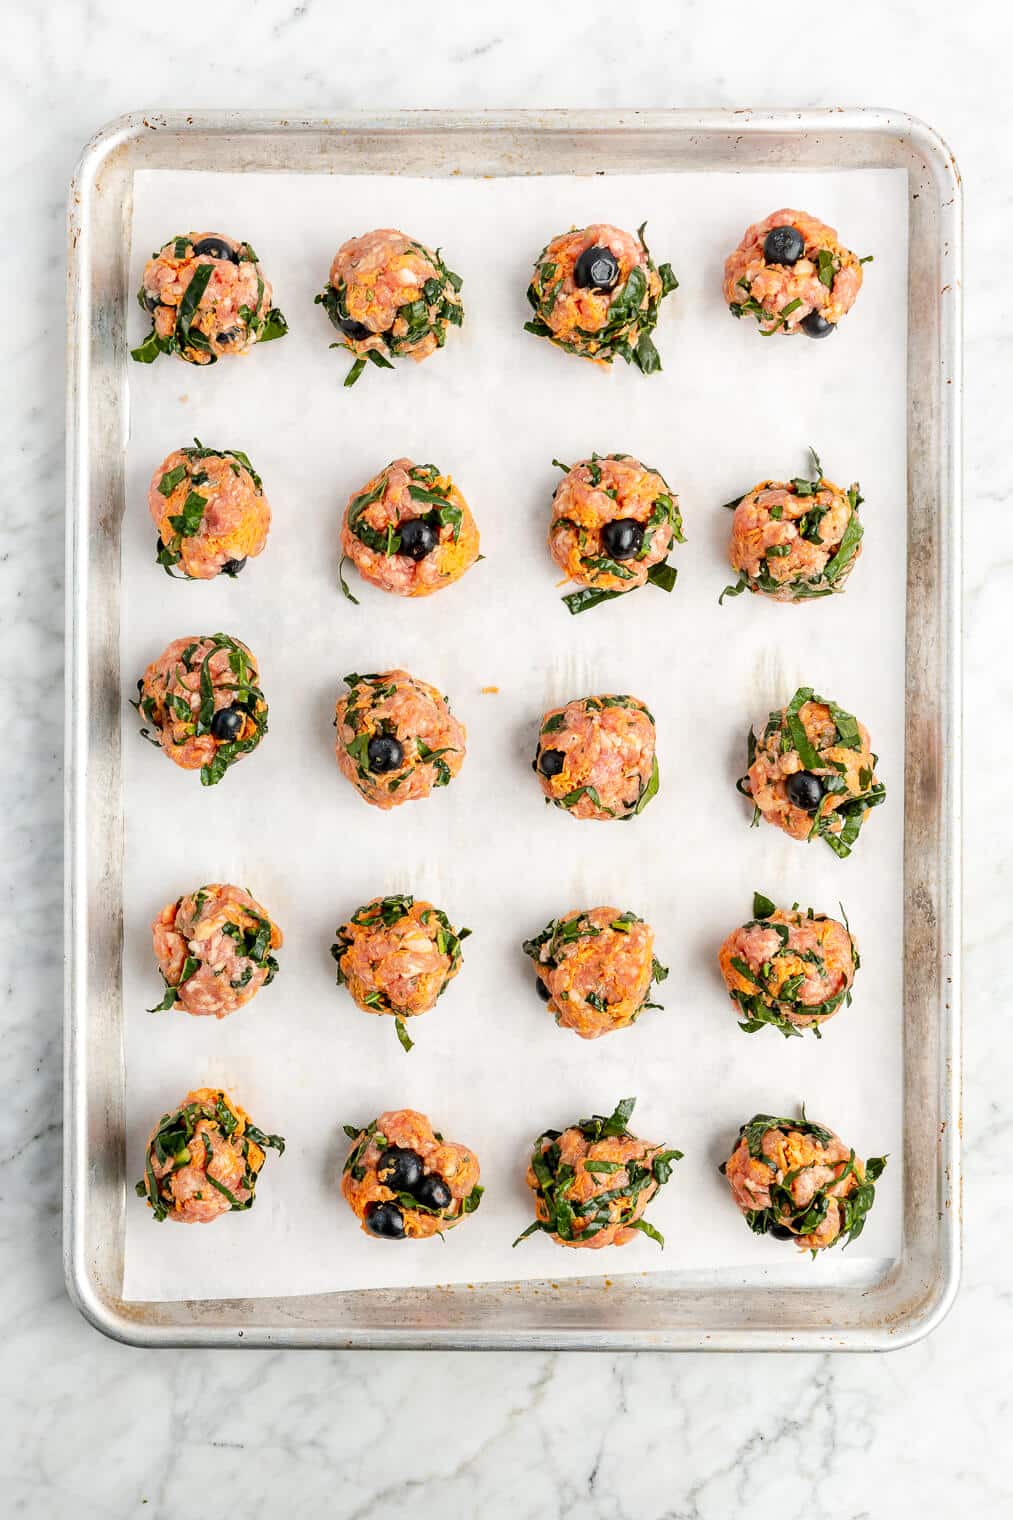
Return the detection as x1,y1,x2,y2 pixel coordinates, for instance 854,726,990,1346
121,166,907,1301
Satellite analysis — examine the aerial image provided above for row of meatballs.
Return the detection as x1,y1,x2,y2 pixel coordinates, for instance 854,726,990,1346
133,648,887,858
131,210,870,380
149,885,859,1049
143,442,863,612
136,1092,885,1257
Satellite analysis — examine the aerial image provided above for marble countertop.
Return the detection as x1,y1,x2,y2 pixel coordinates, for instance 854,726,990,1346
2,1,1003,1514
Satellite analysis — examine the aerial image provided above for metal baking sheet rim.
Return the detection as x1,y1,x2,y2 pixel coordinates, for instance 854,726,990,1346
64,108,962,1351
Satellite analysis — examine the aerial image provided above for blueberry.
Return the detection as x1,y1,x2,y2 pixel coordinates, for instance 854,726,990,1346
397,518,439,562
762,225,805,266
801,310,836,339
601,518,644,561
364,1200,405,1239
768,1222,795,1240
574,245,620,291
414,1174,452,1211
535,976,552,1003
210,705,244,742
538,748,565,779
571,243,620,290
221,557,247,577
367,734,404,773
191,235,239,262
785,771,825,813
377,1146,424,1192
339,315,373,342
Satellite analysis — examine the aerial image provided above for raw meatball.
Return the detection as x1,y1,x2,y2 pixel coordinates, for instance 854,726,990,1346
525,222,677,372
548,453,684,614
148,441,270,580
315,228,463,387
718,891,858,1038
534,694,658,820
134,633,268,786
150,883,282,1019
523,907,667,1040
720,1111,886,1252
722,452,863,603
724,208,867,338
135,1087,285,1224
341,1109,482,1240
515,1097,681,1249
340,458,480,600
738,686,885,857
132,232,287,365
331,893,470,1051
334,669,466,809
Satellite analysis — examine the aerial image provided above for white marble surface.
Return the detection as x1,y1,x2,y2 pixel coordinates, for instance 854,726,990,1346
0,1,1003,1514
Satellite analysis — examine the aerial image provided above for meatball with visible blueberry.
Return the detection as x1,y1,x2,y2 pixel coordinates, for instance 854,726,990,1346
525,222,677,372
720,1111,885,1252
340,458,480,601
548,453,683,614
132,232,287,365
334,669,466,809
133,633,268,786
738,686,885,857
341,1109,482,1240
534,694,658,821
724,208,868,337
148,441,270,582
523,906,667,1040
315,229,463,387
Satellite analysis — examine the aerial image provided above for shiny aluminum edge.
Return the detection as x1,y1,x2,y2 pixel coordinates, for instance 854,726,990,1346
65,109,962,1349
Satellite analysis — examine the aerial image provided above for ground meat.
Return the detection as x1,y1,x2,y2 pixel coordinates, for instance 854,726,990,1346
341,1109,482,1240
516,1097,680,1249
150,884,282,1020
132,232,287,365
523,907,666,1040
723,208,866,337
136,1087,285,1224
525,222,677,371
534,694,657,820
723,453,863,603
134,633,268,786
331,894,469,1051
720,1112,886,1252
718,893,858,1038
316,228,463,386
334,669,466,809
739,686,885,857
340,458,480,599
148,442,270,580
548,454,684,614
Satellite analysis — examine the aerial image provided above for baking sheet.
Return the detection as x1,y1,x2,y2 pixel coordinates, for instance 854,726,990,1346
121,167,907,1302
